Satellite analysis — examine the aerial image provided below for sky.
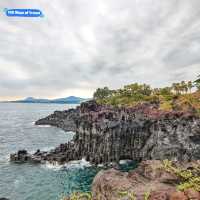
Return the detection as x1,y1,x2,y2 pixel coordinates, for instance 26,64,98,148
0,0,200,100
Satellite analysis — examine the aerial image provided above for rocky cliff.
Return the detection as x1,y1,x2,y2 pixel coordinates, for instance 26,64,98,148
10,100,200,165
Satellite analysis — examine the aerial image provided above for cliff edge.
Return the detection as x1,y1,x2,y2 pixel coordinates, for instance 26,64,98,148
11,100,200,165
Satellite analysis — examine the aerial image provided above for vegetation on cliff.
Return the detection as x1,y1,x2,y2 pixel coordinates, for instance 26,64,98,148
93,75,200,115
162,160,200,192
194,75,200,90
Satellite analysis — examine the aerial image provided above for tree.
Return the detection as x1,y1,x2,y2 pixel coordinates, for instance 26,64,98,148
93,87,112,100
194,75,200,91
123,83,152,98
141,84,152,96
180,81,188,94
172,83,181,95
159,87,172,96
152,88,160,95
124,83,141,96
187,81,193,93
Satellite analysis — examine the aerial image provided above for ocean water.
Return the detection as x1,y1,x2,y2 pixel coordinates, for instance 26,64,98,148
0,103,100,200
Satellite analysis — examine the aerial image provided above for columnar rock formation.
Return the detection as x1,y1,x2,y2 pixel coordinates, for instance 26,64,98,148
10,100,200,165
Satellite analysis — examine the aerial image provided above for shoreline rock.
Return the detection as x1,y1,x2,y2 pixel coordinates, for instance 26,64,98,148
10,100,200,165
91,160,200,200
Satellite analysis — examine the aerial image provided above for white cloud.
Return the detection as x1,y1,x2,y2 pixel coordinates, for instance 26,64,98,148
0,0,200,100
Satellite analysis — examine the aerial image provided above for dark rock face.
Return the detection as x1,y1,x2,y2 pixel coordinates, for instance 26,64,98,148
10,149,42,163
35,108,79,132
10,100,200,165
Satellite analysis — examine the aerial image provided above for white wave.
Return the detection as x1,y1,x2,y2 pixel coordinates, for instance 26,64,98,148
42,158,91,171
40,146,54,152
14,176,25,188
63,158,92,169
37,124,51,128
29,146,54,154
30,121,51,127
14,178,22,186
14,179,20,185
119,159,133,165
0,154,10,164
42,161,63,171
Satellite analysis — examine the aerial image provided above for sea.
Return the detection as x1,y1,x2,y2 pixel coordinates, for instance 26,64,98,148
0,103,136,200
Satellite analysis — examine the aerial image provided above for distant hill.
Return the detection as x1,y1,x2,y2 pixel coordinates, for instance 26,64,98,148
10,96,88,104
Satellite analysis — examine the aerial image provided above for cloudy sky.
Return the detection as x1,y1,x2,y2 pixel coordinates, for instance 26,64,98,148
0,0,200,100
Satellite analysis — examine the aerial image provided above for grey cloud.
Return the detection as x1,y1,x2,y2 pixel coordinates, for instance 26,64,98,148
0,0,200,100
162,33,200,68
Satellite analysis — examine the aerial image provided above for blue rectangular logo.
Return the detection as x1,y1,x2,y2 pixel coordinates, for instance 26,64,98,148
4,8,44,17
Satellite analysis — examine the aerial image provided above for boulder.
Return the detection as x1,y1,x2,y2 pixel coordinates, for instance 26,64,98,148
92,160,200,200
92,160,178,200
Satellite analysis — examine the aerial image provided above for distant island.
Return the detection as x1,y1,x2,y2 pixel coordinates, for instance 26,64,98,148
7,96,88,104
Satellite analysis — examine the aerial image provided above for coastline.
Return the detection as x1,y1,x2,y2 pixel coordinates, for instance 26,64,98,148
11,100,200,165
8,100,200,199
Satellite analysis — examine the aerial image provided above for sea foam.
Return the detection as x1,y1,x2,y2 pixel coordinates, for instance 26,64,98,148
37,124,51,128
42,158,91,171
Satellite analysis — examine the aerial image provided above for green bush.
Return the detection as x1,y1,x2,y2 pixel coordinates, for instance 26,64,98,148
162,159,200,191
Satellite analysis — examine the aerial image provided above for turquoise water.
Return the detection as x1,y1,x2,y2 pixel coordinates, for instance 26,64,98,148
0,103,100,200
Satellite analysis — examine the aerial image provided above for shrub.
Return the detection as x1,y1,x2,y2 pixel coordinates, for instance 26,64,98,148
162,159,200,191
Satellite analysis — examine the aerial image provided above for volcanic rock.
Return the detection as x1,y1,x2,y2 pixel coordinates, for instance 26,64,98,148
91,160,200,200
10,100,200,165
